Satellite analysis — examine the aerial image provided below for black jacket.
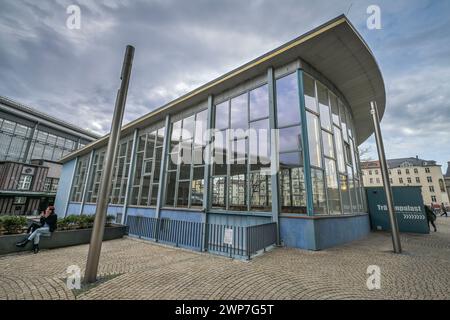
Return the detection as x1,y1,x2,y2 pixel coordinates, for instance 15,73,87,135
40,214,57,232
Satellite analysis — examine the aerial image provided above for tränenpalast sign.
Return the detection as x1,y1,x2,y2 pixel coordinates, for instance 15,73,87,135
366,186,429,234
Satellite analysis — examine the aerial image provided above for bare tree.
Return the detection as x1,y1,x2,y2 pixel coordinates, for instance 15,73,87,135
359,146,374,162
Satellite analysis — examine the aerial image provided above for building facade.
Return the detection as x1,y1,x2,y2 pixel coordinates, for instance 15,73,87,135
0,96,100,214
56,16,386,250
361,157,450,208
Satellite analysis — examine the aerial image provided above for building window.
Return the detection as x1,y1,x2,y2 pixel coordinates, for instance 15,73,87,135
414,168,418,174
429,186,435,193
427,176,433,183
86,151,106,203
390,178,393,184
131,128,165,207
369,178,373,184
376,178,380,184
425,167,430,173
399,178,403,184
407,177,412,184
17,174,33,190
416,177,420,183
13,196,27,204
406,169,410,174
44,178,52,192
165,109,207,209
369,170,372,175
375,170,379,175
277,73,305,213
431,196,436,203
70,155,89,202
397,169,401,175
110,138,134,205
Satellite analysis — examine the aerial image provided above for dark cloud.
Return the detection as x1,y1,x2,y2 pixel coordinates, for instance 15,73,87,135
0,0,449,172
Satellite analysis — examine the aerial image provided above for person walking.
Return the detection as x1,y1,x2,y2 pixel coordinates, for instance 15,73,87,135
15,206,57,253
425,205,437,232
440,203,448,217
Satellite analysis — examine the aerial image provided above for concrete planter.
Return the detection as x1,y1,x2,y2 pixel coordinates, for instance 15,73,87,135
0,224,128,255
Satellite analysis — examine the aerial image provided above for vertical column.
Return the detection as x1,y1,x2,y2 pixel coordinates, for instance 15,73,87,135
23,122,38,163
122,128,139,224
202,95,214,250
267,67,281,246
79,149,95,215
297,68,314,216
64,156,79,218
155,115,171,218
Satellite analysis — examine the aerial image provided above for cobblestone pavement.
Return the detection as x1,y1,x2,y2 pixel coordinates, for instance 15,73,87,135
1,218,449,300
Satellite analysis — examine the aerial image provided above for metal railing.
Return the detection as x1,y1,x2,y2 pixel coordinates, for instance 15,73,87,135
126,216,277,259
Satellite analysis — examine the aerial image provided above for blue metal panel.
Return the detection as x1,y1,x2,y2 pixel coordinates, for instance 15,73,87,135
279,217,317,250
207,213,271,227
54,158,77,217
126,207,157,218
66,202,81,216
314,215,370,249
160,209,203,223
297,69,314,216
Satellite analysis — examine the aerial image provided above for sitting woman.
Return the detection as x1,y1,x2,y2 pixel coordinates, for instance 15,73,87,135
16,206,57,253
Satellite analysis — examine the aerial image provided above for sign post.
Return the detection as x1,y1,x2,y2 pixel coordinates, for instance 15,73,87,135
84,45,135,283
370,101,402,253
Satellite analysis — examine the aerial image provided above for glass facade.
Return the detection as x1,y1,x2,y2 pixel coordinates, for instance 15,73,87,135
68,67,366,216
0,117,84,162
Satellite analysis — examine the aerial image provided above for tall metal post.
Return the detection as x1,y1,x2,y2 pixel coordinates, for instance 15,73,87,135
84,45,135,283
370,101,402,253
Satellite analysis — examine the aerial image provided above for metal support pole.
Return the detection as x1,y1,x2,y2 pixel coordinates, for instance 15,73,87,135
84,45,135,283
370,101,402,254
297,69,314,216
267,67,281,246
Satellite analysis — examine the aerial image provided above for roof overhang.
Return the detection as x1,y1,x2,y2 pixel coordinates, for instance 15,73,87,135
60,14,385,163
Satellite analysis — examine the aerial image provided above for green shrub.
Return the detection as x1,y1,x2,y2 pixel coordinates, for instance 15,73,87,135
106,215,115,226
2,216,27,234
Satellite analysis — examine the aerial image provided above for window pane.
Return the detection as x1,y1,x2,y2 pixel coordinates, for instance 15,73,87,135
249,119,270,169
322,130,334,158
191,167,204,207
171,120,182,142
307,112,322,168
276,73,300,127
334,126,345,173
177,181,190,207
311,168,327,214
228,173,247,211
165,171,177,206
249,84,269,121
330,93,340,126
250,172,271,211
194,110,208,146
340,174,351,213
317,83,331,131
215,101,229,130
182,115,195,141
212,176,226,208
280,167,307,213
279,126,301,153
339,101,348,142
303,74,318,112
279,152,302,168
230,93,248,130
325,158,341,214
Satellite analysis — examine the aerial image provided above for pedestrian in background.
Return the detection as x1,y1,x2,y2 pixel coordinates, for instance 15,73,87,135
425,205,437,232
441,203,448,217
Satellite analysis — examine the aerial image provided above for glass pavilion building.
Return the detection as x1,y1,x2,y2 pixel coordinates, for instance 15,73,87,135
55,16,386,250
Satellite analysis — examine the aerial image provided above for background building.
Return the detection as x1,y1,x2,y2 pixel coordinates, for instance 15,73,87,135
444,161,450,207
56,15,385,250
361,157,450,208
0,96,100,215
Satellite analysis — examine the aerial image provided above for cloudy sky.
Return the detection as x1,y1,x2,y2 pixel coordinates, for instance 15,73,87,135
0,0,449,173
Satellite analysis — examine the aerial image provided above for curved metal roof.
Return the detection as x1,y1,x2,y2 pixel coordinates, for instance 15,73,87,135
61,14,385,163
